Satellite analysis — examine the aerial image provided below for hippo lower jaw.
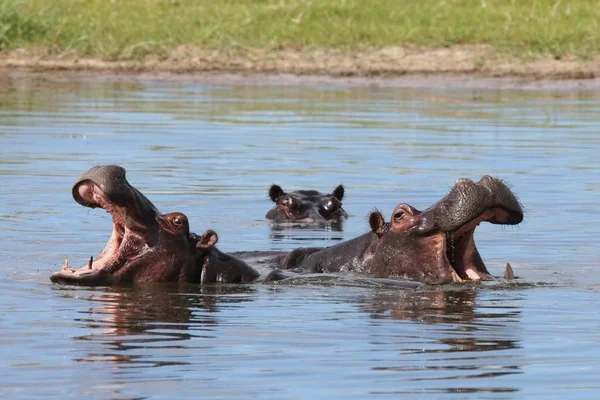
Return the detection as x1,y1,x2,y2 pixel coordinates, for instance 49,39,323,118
50,258,113,285
442,207,511,282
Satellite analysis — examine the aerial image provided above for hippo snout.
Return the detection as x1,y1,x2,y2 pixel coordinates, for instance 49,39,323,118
430,175,523,233
478,175,523,225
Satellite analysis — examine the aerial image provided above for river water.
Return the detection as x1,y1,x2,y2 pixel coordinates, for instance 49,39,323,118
1,74,599,399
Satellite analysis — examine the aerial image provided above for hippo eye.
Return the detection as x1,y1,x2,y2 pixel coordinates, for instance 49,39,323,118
393,211,404,220
172,216,183,227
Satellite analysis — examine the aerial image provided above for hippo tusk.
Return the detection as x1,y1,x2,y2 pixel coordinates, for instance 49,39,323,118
62,259,69,271
87,256,93,270
504,263,514,280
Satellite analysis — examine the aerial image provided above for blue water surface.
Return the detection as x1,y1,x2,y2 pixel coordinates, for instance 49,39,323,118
0,74,599,399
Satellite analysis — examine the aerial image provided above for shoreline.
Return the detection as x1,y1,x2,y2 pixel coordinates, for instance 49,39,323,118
2,45,600,90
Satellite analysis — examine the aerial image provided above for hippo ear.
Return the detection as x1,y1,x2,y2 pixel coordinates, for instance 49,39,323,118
197,230,218,250
332,185,344,201
369,210,386,238
269,185,285,202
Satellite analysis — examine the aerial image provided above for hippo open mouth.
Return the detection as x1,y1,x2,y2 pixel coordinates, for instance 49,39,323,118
426,176,523,282
360,175,523,283
50,165,195,285
442,207,510,281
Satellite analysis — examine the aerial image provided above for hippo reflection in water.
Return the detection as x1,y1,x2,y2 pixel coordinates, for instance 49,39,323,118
276,176,523,284
50,165,263,285
266,184,348,223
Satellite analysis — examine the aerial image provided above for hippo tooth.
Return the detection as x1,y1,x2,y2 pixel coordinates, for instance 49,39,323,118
504,263,514,280
87,256,93,270
451,270,463,283
62,259,69,271
465,269,482,280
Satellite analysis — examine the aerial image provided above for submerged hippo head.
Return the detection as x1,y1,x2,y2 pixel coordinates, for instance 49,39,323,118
367,176,523,284
266,184,348,222
50,165,199,285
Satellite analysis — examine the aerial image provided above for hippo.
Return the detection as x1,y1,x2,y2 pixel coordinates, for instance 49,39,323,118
50,165,264,286
274,176,523,284
265,184,348,222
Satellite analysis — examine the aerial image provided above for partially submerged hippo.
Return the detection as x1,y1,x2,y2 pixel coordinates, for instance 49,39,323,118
50,165,262,286
266,184,348,222
276,176,523,284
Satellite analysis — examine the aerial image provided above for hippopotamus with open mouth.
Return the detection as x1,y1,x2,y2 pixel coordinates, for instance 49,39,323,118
266,184,348,222
276,176,523,284
50,165,261,286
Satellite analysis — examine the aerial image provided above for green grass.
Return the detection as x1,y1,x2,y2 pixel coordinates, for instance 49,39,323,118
1,0,600,60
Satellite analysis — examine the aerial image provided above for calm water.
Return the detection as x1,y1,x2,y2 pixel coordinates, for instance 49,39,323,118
1,75,600,399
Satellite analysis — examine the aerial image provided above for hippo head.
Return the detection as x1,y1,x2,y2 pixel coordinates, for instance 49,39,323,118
266,184,348,222
368,176,523,284
50,165,198,285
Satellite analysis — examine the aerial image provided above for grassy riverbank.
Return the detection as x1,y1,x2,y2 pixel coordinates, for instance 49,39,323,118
1,0,599,77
